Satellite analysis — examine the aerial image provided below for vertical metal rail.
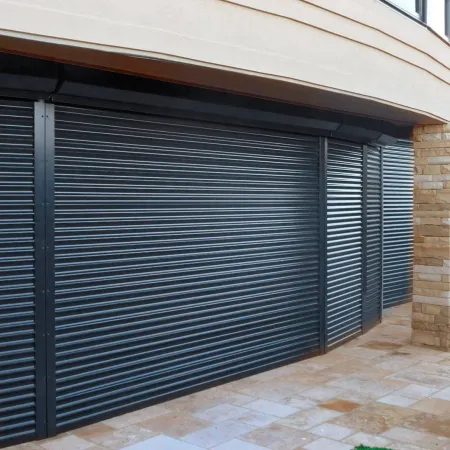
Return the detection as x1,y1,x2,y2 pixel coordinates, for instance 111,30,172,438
362,145,368,334
422,0,428,22
44,104,56,437
416,0,424,19
319,137,328,353
380,145,385,319
34,101,47,438
446,0,450,37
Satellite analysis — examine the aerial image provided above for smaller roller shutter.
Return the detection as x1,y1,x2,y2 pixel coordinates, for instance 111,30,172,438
364,145,382,330
383,140,414,308
326,140,363,348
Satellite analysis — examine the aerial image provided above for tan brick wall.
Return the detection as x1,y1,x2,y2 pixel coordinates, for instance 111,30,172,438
412,302,450,349
412,124,450,351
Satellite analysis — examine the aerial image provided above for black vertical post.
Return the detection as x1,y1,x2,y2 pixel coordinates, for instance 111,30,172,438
362,146,368,334
422,0,428,22
34,101,47,438
446,0,450,39
380,146,385,319
416,0,423,19
319,137,328,354
44,103,56,437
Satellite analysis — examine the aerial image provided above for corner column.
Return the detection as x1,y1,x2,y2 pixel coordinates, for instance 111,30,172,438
412,124,450,351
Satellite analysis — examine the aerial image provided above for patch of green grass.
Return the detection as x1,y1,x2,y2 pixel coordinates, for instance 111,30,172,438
354,446,392,450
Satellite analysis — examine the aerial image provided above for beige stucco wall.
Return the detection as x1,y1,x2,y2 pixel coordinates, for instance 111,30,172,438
1,0,450,123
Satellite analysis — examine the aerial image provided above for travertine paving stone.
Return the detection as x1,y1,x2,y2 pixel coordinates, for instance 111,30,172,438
181,420,255,448
213,439,270,450
343,432,392,448
394,383,440,399
242,399,298,418
136,412,210,438
319,398,361,413
277,407,342,431
304,437,353,450
382,426,450,449
241,423,314,450
377,394,418,407
310,423,354,440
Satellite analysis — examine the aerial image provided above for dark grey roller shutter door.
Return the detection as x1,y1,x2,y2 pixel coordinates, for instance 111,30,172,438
364,145,382,331
0,100,39,444
326,140,363,348
383,140,413,308
51,105,321,431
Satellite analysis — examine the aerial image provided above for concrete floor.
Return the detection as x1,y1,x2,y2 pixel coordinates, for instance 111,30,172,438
9,303,450,450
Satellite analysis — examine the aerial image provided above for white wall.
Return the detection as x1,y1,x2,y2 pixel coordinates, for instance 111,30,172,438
1,0,450,123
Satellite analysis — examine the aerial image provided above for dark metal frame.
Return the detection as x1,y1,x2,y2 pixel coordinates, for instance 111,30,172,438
446,0,450,37
0,51,414,143
418,0,427,22
34,101,48,439
50,93,407,144
44,104,56,437
380,146,385,318
362,146,369,334
381,0,424,22
319,137,328,354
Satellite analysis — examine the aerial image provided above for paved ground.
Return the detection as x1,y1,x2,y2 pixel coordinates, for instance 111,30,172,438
9,303,450,450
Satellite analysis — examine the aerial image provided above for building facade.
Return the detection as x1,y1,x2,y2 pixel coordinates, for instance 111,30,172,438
0,0,449,447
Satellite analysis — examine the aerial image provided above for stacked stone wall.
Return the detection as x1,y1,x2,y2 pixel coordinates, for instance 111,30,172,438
412,124,450,351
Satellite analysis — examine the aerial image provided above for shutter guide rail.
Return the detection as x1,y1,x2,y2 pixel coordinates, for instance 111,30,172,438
44,104,57,437
381,145,385,317
34,100,47,439
362,145,368,334
319,137,327,354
